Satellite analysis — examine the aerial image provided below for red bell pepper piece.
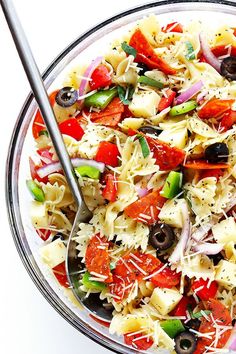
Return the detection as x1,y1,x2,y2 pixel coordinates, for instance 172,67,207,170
184,160,229,170
220,110,236,131
52,261,70,288
89,315,110,328
124,189,166,225
158,89,176,112
200,169,224,181
124,332,153,350
59,118,84,140
32,91,58,139
85,234,113,283
191,278,218,301
95,141,120,167
162,22,183,33
29,157,48,184
198,99,234,120
129,29,176,75
36,228,51,241
171,296,196,317
90,65,112,90
102,174,118,202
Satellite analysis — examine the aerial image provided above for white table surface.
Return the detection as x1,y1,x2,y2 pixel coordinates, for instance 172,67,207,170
0,0,146,353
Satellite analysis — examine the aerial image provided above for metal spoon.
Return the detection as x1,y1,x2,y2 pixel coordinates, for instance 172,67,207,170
1,0,112,321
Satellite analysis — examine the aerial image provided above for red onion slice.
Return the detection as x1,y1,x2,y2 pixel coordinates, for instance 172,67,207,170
78,56,103,104
169,203,191,264
135,187,149,198
193,242,223,255
175,81,204,105
197,90,208,104
36,158,105,179
199,33,221,73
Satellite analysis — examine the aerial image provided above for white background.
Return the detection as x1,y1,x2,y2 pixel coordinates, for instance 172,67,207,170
0,0,146,353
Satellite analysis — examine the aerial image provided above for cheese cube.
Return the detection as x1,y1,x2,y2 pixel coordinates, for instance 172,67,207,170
40,239,66,269
30,201,48,228
150,287,182,315
158,198,187,228
158,128,188,149
129,91,160,118
212,217,236,245
119,117,144,131
215,260,236,289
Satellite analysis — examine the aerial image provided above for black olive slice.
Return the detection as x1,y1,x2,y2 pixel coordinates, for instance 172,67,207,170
174,331,197,354
55,86,78,107
208,252,224,266
138,125,162,137
205,142,229,163
137,62,149,75
149,223,175,250
221,56,236,81
52,233,65,242
185,319,201,331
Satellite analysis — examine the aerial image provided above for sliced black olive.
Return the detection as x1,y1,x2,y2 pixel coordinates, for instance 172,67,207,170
185,319,200,331
232,319,236,326
205,143,229,163
208,252,224,266
137,62,149,75
221,56,236,81
52,233,65,242
149,223,175,250
55,86,78,107
174,331,197,354
138,125,162,137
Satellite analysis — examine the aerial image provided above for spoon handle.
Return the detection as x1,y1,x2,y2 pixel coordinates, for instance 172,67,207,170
1,0,91,217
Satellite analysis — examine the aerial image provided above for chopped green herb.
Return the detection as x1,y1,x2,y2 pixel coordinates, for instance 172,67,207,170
138,76,164,89
137,134,150,158
117,85,134,105
26,180,45,202
121,41,137,58
39,130,49,137
185,41,195,60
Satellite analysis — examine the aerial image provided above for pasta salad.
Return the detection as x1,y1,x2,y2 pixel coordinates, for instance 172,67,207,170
27,15,236,354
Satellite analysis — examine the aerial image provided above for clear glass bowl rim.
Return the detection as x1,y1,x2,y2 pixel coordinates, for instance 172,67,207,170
5,1,236,353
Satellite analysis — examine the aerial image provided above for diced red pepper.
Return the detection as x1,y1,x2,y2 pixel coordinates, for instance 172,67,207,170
124,189,166,225
220,110,236,131
191,278,218,301
102,174,118,202
29,157,48,184
124,332,154,350
36,228,51,241
90,65,112,90
146,135,185,170
122,104,134,119
95,141,120,167
194,299,232,354
36,148,53,164
198,99,234,120
199,45,236,62
32,91,58,139
184,160,229,170
129,29,176,75
85,234,113,283
158,89,176,112
200,169,224,181
52,261,70,288
150,266,181,288
233,28,236,36
171,296,196,317
59,118,84,140
162,22,183,33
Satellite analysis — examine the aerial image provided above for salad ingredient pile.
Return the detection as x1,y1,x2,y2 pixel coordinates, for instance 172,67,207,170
28,15,236,353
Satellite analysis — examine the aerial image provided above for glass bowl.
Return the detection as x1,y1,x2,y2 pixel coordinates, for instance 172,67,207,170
6,1,236,353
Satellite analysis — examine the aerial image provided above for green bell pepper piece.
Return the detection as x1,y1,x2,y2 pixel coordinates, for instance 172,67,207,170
81,271,107,291
75,165,100,179
169,100,197,116
138,76,164,89
161,319,185,338
161,171,183,199
84,87,117,109
26,180,45,202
